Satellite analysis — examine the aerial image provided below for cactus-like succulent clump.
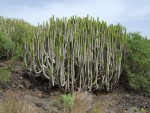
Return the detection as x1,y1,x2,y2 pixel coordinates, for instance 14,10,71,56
23,16,126,92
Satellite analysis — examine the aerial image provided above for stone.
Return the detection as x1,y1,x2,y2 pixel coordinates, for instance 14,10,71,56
18,84,24,89
0,92,4,98
36,102,43,107
51,111,58,113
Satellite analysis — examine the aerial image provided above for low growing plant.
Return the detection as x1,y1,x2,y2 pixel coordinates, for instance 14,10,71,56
60,94,74,111
0,92,35,113
0,67,10,83
93,100,104,113
60,92,93,113
72,92,93,113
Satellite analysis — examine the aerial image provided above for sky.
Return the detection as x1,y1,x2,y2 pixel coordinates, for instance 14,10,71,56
0,0,150,38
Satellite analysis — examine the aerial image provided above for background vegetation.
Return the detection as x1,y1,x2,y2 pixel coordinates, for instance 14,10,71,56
0,31,15,59
123,32,150,92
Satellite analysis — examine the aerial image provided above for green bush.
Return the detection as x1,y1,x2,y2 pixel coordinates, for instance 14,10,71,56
60,94,74,111
11,23,33,55
0,32,15,59
123,32,150,92
0,67,10,83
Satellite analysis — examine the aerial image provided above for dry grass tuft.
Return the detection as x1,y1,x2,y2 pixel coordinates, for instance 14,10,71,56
0,92,36,113
71,91,93,113
92,99,104,113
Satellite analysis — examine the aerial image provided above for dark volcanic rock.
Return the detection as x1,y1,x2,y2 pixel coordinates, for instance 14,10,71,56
51,111,58,113
36,102,43,107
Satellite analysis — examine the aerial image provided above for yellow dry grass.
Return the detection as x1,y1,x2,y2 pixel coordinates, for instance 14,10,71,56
92,99,104,113
71,91,92,113
0,92,36,113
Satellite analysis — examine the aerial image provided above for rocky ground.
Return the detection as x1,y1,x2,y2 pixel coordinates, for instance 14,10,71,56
0,60,150,113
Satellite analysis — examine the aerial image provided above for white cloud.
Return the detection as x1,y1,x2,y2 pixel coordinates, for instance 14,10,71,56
7,0,125,25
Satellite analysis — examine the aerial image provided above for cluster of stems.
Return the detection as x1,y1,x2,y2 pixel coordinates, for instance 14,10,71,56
24,16,126,92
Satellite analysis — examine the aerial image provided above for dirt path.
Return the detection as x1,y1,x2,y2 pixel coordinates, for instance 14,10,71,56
0,60,150,113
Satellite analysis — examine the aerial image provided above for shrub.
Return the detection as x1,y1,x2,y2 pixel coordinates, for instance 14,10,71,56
123,32,150,92
23,16,126,92
60,92,93,113
60,94,74,111
0,67,10,83
11,23,33,56
0,32,15,59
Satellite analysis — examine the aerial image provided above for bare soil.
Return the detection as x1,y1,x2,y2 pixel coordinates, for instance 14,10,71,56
0,60,150,113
